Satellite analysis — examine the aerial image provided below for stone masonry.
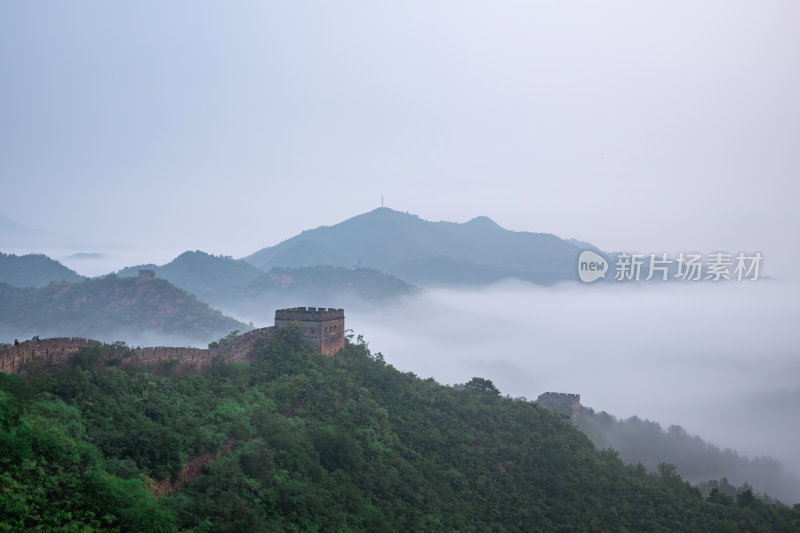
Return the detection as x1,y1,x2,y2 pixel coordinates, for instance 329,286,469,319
536,392,581,422
0,307,346,376
274,307,345,357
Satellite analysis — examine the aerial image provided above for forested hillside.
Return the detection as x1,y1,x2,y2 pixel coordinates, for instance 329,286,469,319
116,251,417,309
578,407,800,504
116,251,264,305
1,329,798,531
0,252,84,288
244,265,419,307
0,274,246,344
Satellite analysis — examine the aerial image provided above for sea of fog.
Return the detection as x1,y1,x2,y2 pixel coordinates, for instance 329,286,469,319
344,280,800,482
16,247,800,483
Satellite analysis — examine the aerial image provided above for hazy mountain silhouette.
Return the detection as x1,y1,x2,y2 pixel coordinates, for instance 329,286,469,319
245,208,584,286
0,273,246,345
0,213,105,250
116,250,417,309
0,252,85,287
0,214,61,248
117,251,264,305
242,265,419,310
576,407,800,504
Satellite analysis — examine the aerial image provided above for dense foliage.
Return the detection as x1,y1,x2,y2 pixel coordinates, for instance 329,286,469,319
578,407,800,504
0,373,174,531
2,329,799,531
0,274,245,344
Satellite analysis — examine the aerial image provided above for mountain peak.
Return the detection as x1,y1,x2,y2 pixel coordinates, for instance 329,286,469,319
361,207,420,220
0,252,84,288
245,208,581,286
465,215,500,227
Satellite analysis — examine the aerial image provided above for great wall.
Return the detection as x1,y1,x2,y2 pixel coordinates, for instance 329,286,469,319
1,305,584,425
0,307,345,377
536,392,581,421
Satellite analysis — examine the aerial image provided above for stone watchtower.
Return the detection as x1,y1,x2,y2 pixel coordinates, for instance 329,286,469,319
274,307,345,356
137,269,156,282
536,392,581,422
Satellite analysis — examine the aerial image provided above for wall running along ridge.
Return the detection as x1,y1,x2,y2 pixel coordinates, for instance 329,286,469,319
0,307,346,376
0,326,274,377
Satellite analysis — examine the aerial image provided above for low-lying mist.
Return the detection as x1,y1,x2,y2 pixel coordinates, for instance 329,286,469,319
329,279,800,494
18,255,795,499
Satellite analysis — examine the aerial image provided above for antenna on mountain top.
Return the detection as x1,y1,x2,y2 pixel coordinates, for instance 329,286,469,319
381,196,384,208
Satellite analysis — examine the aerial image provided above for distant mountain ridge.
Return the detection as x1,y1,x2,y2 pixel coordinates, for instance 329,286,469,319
0,273,246,345
1,209,592,317
116,251,418,309
576,407,800,504
245,208,585,286
0,252,85,287
0,213,103,249
116,251,265,305
0,215,62,248
245,265,419,309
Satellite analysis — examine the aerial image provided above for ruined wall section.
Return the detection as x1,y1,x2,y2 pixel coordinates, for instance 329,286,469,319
0,326,277,377
0,306,346,376
536,392,581,422
0,337,102,375
274,307,345,356
211,326,275,364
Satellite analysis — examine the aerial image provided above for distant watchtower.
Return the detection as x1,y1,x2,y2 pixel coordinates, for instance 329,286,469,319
536,392,581,422
137,269,156,283
274,307,345,356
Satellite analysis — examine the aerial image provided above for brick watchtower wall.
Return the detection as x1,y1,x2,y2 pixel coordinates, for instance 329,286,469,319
0,337,102,375
536,392,581,422
0,307,347,377
0,327,277,377
274,307,345,357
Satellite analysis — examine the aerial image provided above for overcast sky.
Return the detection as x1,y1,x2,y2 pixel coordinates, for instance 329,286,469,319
2,1,799,274
3,3,799,491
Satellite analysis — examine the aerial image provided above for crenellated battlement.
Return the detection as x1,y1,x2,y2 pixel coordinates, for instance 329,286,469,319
536,392,581,422
538,392,580,402
0,307,346,375
0,337,102,375
274,307,344,322
274,307,345,356
0,329,276,377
